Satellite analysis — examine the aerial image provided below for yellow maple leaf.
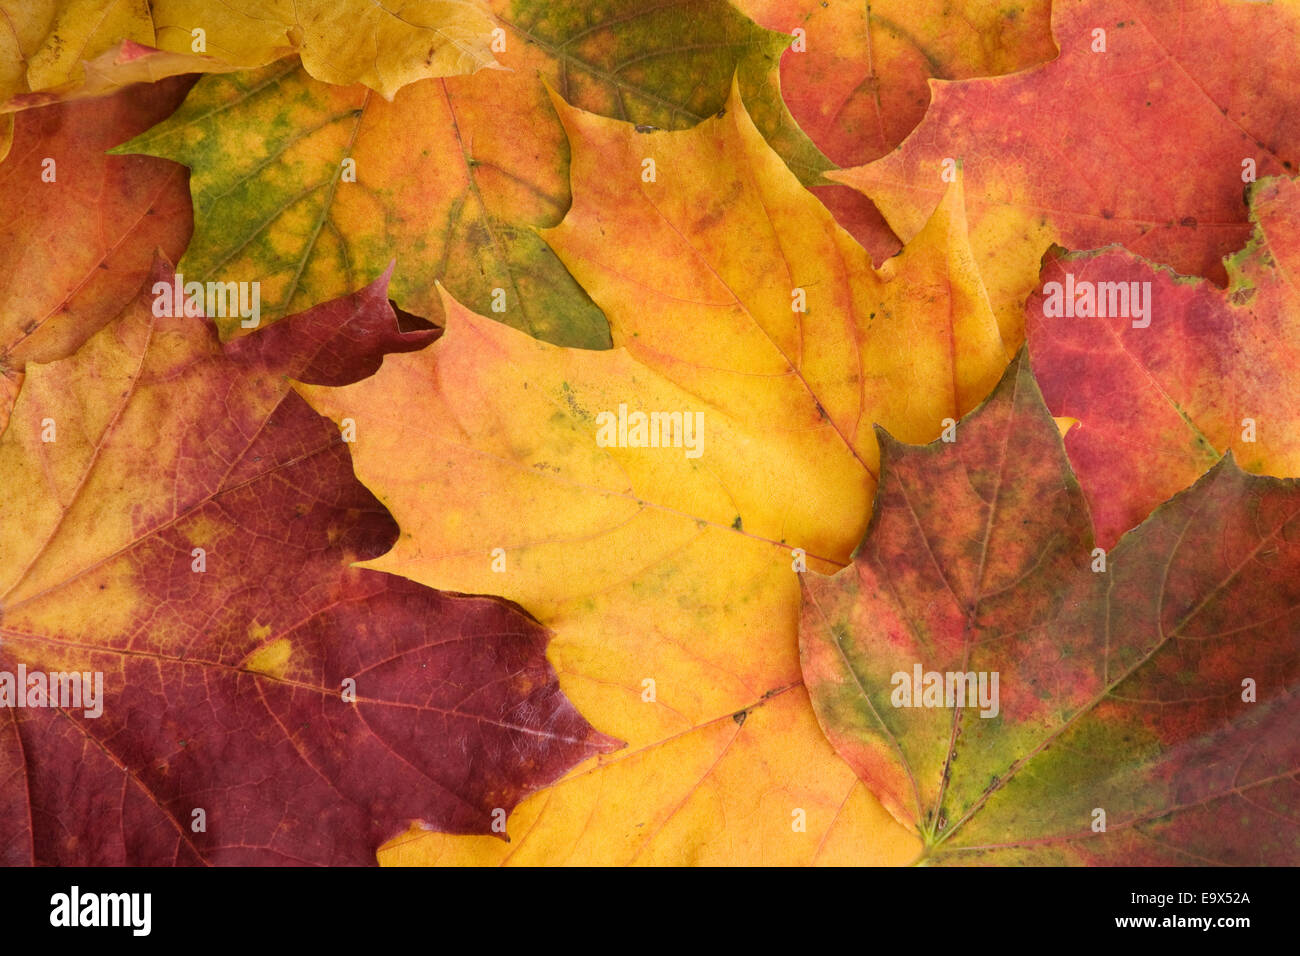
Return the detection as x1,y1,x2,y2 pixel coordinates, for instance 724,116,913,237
298,82,1008,865
0,0,498,128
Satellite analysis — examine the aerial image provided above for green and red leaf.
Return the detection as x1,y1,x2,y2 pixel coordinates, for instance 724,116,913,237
800,353,1300,864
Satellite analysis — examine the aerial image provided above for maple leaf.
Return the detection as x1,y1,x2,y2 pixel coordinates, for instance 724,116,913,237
296,85,1010,865
1027,175,1300,549
0,0,496,114
732,0,1055,167
0,259,614,865
800,352,1300,865
111,0,830,343
1,38,248,119
0,75,195,434
0,11,206,161
831,0,1300,344
737,0,1056,265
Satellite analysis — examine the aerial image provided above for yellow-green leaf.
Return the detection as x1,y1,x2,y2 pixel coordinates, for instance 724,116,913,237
297,86,1008,865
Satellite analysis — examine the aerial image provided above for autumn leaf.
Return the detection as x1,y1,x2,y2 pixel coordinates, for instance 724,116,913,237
0,0,1291,879
112,0,831,343
111,59,607,346
801,185,903,266
0,259,614,865
0,0,500,160
0,7,187,158
832,0,1300,344
0,0,496,112
152,0,500,98
296,85,1010,865
0,2,261,120
730,0,1057,265
1,38,247,117
800,352,1300,865
732,0,1055,167
1027,175,1300,549
0,75,195,434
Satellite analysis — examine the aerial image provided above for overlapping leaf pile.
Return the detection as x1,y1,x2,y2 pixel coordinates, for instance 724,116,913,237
0,0,1295,866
